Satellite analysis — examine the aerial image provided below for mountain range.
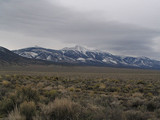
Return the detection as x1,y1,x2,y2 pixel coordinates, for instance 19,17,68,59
12,45,160,69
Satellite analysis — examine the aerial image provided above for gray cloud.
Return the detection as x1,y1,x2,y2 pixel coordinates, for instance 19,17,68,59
0,0,160,59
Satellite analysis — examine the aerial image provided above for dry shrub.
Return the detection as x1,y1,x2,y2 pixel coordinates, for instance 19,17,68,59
155,109,160,118
33,114,43,120
41,98,82,120
146,100,157,112
0,98,15,115
86,103,106,120
105,106,124,120
124,110,148,120
129,97,145,108
20,101,36,120
8,106,25,120
17,86,40,102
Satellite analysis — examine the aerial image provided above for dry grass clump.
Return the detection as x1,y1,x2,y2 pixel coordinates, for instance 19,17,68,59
19,101,36,120
8,107,25,120
41,98,82,120
2,80,11,87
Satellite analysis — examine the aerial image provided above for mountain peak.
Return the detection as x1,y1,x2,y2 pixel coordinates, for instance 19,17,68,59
75,45,89,52
0,46,6,49
0,46,10,53
62,45,89,53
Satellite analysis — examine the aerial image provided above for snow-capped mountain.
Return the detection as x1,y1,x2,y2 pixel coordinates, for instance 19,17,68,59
13,46,160,69
0,46,51,65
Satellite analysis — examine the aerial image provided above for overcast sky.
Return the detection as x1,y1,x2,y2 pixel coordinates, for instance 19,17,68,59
0,0,160,59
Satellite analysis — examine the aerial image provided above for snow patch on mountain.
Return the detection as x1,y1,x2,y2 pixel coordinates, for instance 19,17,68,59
102,58,117,64
77,58,86,62
47,55,52,61
18,52,38,58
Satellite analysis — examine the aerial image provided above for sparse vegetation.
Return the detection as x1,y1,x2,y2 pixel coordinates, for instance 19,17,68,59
0,65,160,120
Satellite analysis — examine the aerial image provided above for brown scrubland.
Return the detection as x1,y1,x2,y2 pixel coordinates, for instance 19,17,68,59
0,65,160,120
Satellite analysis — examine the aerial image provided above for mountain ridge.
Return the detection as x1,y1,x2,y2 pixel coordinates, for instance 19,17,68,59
0,46,52,65
13,45,160,69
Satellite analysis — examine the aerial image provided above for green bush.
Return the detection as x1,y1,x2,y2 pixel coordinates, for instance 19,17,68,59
44,90,58,101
